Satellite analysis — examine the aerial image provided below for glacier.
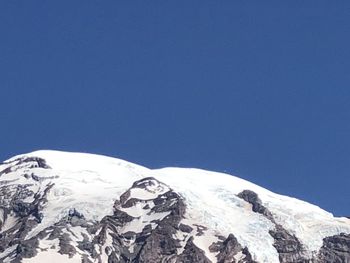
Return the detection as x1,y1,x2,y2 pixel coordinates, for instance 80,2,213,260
0,150,349,263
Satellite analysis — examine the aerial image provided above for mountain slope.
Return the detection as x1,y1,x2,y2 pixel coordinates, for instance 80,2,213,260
0,150,349,263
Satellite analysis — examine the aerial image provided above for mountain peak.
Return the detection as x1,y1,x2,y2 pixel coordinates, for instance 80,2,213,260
0,150,349,262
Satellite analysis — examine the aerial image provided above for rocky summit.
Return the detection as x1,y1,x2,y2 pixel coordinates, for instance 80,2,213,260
0,150,349,263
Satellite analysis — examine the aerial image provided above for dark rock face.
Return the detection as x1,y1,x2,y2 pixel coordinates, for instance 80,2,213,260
179,223,193,233
16,238,39,258
269,225,309,263
237,190,274,220
177,237,211,263
0,157,50,176
100,177,190,263
0,182,54,259
209,234,257,263
317,233,350,263
238,190,310,263
15,157,51,170
134,224,181,262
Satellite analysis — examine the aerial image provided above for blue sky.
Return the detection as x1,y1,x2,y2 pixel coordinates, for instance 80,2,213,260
1,1,349,216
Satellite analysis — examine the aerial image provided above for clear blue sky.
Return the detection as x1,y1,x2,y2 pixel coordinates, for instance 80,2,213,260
1,1,349,216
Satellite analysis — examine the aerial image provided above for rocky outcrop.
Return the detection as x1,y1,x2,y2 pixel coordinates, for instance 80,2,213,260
177,237,211,263
209,233,257,263
238,190,310,263
103,177,192,262
0,182,54,259
0,157,50,176
237,190,274,220
268,225,309,263
73,177,209,263
317,233,350,263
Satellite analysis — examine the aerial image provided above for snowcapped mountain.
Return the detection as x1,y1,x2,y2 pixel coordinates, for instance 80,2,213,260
0,150,349,263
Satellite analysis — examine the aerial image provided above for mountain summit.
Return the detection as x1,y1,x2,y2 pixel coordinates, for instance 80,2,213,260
0,150,349,263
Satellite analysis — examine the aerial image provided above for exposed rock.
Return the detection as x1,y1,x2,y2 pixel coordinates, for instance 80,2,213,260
209,233,257,263
179,223,193,233
58,233,77,257
238,189,309,263
194,224,208,236
135,224,181,262
269,225,309,263
237,190,274,220
15,157,51,169
0,183,54,258
177,237,211,263
0,157,50,176
16,238,39,258
317,233,350,263
114,177,187,262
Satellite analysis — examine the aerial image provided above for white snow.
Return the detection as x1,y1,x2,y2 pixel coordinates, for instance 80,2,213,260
1,150,350,263
192,231,220,262
100,229,115,262
0,213,18,233
22,239,82,263
0,245,17,262
150,167,350,261
128,186,167,201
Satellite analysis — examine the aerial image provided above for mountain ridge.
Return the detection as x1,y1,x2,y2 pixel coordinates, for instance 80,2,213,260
0,150,349,262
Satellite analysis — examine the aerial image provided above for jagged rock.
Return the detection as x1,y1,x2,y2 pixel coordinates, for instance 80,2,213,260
15,238,39,259
0,183,53,259
194,224,208,236
112,177,186,262
238,189,309,262
58,233,77,257
237,190,274,220
269,225,309,263
179,223,193,233
317,233,350,263
15,157,51,169
0,157,50,176
135,225,181,262
177,237,211,263
209,234,256,263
